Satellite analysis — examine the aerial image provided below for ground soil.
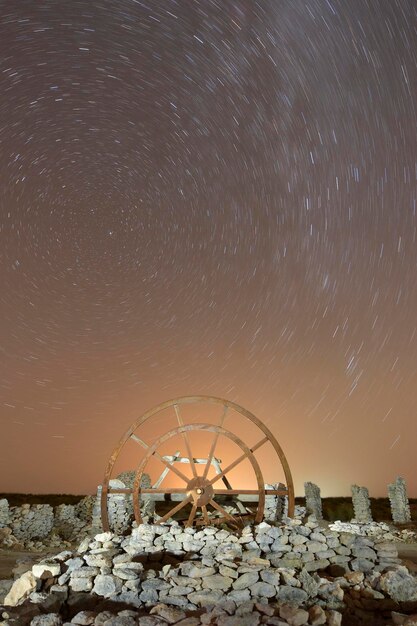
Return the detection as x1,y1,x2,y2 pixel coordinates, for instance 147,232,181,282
393,542,417,575
0,550,60,580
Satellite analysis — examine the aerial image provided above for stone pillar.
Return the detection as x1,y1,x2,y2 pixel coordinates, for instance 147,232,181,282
116,470,155,520
264,483,286,522
388,477,411,524
304,482,323,520
351,485,372,522
95,472,155,533
0,499,10,528
274,482,287,522
92,486,105,533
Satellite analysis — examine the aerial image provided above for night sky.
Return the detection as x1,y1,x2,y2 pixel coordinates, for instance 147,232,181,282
1,0,417,498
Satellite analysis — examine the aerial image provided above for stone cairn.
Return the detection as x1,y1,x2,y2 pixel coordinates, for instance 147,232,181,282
304,482,323,520
388,476,411,524
351,485,373,523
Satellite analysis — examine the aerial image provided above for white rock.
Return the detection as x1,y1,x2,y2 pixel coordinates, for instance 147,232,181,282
32,562,61,578
3,571,37,606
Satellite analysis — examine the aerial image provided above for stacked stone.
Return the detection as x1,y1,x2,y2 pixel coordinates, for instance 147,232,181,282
6,519,417,626
91,489,104,533
351,485,373,523
54,504,87,541
264,482,286,522
74,495,95,523
137,472,155,519
93,473,154,534
106,479,134,534
93,479,134,534
304,482,323,520
14,604,345,626
343,564,417,623
7,520,410,607
388,477,411,524
10,504,54,541
0,500,16,552
0,498,9,527
329,520,417,543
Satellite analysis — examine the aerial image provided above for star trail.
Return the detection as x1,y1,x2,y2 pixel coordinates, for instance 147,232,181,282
1,0,416,496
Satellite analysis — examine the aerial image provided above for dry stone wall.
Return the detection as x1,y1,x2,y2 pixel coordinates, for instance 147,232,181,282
96,479,134,534
5,519,417,626
93,472,155,536
10,504,54,541
74,495,95,523
0,501,91,550
0,474,155,549
54,505,86,541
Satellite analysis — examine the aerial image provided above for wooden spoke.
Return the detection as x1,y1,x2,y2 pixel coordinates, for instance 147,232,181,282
130,434,188,482
186,502,198,528
130,434,149,448
209,436,268,487
202,404,228,480
154,450,190,483
130,434,188,483
202,505,209,525
153,450,180,488
213,457,233,490
156,495,192,524
208,498,238,524
174,404,198,478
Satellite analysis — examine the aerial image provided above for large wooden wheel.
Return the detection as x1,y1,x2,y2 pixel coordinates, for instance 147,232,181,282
101,396,294,530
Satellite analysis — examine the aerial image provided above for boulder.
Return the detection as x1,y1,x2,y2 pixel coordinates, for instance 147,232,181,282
279,604,309,626
308,605,327,625
71,610,96,625
29,615,63,626
4,570,37,606
276,586,308,606
232,571,259,590
380,566,417,602
249,581,275,598
32,562,61,578
149,603,187,623
92,574,123,597
202,574,232,590
187,588,225,606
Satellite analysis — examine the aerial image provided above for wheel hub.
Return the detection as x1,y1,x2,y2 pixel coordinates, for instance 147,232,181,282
187,477,213,506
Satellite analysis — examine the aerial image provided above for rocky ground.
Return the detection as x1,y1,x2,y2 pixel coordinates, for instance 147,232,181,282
1,517,417,626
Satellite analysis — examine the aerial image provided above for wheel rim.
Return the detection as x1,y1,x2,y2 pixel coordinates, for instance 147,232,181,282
101,396,294,530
